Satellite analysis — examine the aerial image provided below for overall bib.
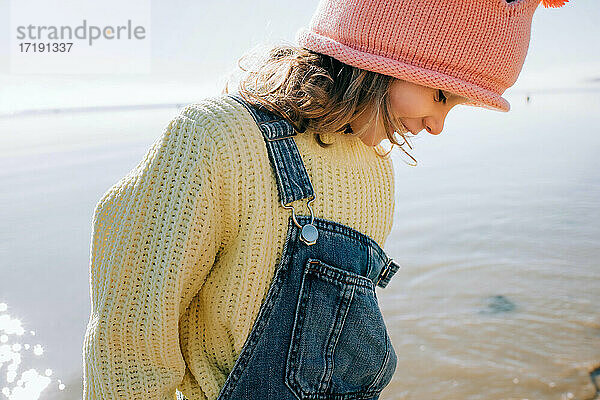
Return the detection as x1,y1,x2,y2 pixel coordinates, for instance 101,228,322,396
178,93,401,400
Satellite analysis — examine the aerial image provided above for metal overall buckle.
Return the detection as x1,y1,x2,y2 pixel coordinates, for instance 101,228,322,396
281,195,318,246
377,258,402,288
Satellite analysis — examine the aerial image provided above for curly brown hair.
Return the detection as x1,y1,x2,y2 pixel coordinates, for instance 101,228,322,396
222,41,417,164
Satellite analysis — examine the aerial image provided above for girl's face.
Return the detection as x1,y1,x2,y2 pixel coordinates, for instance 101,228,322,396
351,78,469,147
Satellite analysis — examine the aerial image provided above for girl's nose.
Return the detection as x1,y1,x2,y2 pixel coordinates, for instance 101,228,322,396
423,113,447,135
423,120,443,135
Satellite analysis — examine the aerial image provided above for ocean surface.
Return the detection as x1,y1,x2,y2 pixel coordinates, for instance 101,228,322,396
0,88,599,400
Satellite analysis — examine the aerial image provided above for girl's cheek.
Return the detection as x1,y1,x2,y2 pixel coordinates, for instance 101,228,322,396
393,101,427,118
391,95,430,118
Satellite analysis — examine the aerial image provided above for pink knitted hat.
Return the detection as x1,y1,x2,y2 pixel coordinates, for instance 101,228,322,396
295,0,568,112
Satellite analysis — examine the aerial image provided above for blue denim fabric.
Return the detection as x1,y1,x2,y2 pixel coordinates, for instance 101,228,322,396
177,94,401,400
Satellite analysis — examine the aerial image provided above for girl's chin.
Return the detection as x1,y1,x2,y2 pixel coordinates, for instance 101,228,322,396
359,135,378,147
358,130,382,147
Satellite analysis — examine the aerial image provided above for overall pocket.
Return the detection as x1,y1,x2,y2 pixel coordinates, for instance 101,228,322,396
285,258,397,400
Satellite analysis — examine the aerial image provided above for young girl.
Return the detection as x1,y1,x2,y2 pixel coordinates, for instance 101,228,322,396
82,0,567,399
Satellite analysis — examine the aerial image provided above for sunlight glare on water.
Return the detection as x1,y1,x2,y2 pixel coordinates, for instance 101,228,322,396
0,302,66,400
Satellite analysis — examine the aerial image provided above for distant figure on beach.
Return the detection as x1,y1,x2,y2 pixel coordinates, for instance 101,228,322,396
82,1,569,399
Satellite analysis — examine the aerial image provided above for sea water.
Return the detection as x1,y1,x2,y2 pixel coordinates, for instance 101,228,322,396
0,89,598,399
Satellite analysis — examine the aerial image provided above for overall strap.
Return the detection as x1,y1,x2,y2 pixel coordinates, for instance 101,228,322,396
228,93,315,205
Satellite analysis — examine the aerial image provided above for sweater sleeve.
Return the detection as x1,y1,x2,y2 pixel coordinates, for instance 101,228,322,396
82,110,226,400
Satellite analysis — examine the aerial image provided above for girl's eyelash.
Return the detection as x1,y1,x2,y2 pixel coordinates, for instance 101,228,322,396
436,89,447,104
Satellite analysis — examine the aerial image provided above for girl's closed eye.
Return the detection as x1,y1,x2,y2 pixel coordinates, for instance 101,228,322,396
436,89,447,104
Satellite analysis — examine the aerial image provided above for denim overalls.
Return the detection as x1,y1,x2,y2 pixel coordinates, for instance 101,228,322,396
178,93,401,400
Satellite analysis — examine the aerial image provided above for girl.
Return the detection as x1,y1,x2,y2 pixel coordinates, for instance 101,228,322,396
82,0,567,399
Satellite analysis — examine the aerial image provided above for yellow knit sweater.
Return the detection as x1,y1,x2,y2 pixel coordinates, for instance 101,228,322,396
82,93,395,400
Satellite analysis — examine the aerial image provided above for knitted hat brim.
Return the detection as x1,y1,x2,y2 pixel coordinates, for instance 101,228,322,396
296,28,511,113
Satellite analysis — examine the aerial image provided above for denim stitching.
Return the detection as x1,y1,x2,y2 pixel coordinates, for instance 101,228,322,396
294,215,387,260
322,283,355,394
295,215,388,274
365,329,391,393
365,246,374,281
317,283,350,394
306,261,373,291
271,142,292,204
285,259,310,400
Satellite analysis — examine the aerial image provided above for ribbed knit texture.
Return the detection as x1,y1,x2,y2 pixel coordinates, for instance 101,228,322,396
295,0,557,113
82,94,395,400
